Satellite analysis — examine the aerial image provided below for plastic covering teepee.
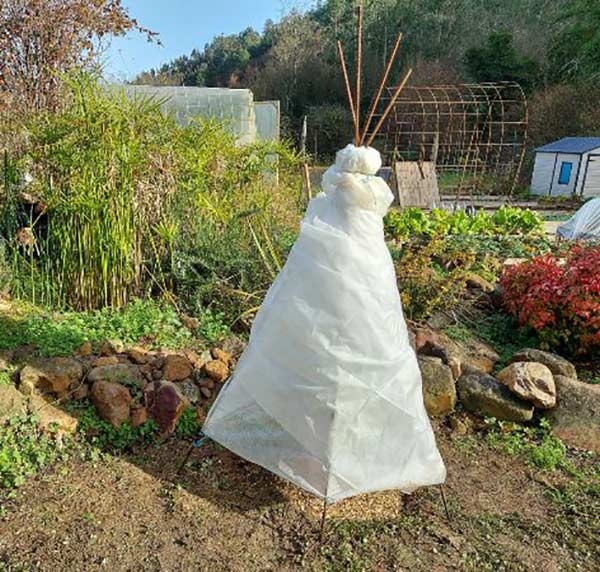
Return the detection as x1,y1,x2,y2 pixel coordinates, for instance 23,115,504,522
557,198,600,240
203,4,446,504
203,144,446,503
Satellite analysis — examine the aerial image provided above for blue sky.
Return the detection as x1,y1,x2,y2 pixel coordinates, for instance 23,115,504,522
104,0,311,81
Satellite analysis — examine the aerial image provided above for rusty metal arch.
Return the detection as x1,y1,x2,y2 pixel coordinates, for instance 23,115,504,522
368,82,528,196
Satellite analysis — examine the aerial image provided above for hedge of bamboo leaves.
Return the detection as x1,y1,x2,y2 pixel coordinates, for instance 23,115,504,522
0,73,301,320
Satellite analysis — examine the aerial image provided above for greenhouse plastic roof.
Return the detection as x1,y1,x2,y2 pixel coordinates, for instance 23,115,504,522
536,137,600,154
118,85,259,144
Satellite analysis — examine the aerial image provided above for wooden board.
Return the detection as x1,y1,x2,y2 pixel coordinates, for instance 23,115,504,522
393,162,440,208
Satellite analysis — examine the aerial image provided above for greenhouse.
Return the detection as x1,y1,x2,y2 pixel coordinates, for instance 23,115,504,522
120,85,279,144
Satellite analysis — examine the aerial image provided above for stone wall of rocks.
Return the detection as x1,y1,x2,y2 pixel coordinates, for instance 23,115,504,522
414,328,600,452
2,327,598,453
1,336,246,437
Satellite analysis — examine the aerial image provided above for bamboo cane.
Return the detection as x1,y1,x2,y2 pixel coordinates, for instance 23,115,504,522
360,32,403,146
355,1,363,146
366,68,413,148
336,41,358,138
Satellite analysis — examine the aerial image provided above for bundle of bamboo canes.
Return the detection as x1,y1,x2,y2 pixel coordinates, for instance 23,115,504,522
337,1,412,148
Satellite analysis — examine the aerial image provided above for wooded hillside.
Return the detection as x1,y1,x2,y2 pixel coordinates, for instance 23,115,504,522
134,0,600,162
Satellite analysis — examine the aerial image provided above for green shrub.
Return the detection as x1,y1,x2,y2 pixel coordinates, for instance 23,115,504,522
175,407,204,438
393,238,474,321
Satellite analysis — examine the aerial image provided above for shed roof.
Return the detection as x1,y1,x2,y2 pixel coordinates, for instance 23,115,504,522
536,137,600,154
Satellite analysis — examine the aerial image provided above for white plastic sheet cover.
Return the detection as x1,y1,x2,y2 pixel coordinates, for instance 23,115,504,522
557,197,600,240
203,145,446,503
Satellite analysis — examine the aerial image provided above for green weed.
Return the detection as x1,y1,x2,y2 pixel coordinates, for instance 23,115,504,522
484,417,568,471
0,298,193,357
0,414,70,489
73,402,158,451
175,407,203,438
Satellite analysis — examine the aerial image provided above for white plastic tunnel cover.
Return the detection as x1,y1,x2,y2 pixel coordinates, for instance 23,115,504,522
558,197,600,240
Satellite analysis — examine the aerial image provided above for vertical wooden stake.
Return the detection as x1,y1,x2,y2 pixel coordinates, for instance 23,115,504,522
337,41,358,139
301,163,313,201
360,32,403,146
355,1,363,146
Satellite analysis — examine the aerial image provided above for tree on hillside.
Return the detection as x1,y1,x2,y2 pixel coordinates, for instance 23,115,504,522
246,12,339,118
464,31,541,90
202,28,263,87
550,0,600,82
134,27,272,88
0,0,156,111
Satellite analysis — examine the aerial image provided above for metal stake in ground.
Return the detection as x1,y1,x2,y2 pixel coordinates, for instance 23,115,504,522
438,485,451,522
319,497,329,542
177,430,209,474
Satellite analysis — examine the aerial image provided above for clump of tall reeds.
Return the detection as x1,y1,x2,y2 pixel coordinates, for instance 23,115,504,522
0,72,301,318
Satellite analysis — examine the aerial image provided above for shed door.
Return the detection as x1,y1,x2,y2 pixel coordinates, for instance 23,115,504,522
550,153,580,196
583,155,600,197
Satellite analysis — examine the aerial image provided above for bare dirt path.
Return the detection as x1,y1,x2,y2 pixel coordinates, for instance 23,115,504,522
0,421,598,572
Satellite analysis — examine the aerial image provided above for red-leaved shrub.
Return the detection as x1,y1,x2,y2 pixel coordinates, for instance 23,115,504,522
501,245,600,354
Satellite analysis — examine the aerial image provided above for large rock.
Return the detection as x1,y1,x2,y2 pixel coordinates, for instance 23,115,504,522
457,370,534,422
163,354,193,382
144,380,189,434
460,338,500,375
28,394,78,435
0,383,28,424
99,339,124,356
509,348,577,379
125,346,149,365
418,356,456,417
178,378,201,404
416,328,500,377
87,363,144,389
19,357,83,395
220,335,247,359
211,347,233,367
93,356,119,367
0,383,77,434
90,380,132,427
76,341,93,356
0,349,14,370
497,362,556,409
130,406,148,428
546,376,600,453
204,360,229,383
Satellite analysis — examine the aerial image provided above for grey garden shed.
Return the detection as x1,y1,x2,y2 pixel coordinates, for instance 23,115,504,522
530,137,600,197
